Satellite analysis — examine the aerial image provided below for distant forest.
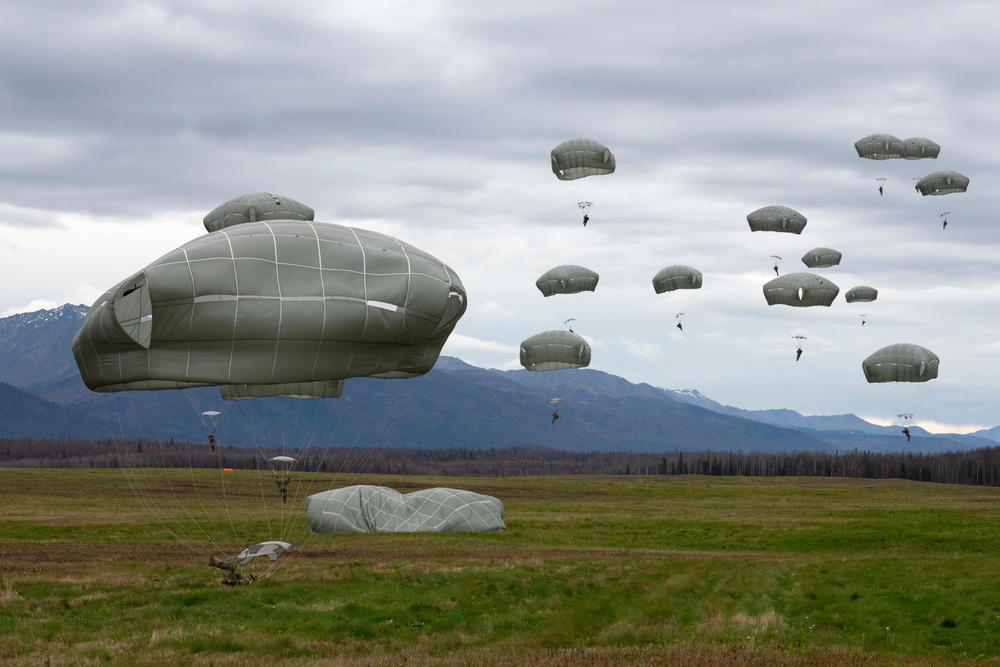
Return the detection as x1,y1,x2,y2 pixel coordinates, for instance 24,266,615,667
4,438,1000,487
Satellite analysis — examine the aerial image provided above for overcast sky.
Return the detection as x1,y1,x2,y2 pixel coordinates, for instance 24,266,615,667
2,0,998,433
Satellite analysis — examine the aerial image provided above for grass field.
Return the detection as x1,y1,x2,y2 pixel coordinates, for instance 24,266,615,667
2,469,1000,666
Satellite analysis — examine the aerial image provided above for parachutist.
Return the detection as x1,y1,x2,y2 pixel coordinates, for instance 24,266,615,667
276,475,290,504
879,185,883,197
208,433,216,450
942,219,948,229
676,322,683,332
795,348,803,361
208,555,255,585
902,427,911,442
773,264,779,276
551,411,559,424
582,214,589,227
861,319,866,327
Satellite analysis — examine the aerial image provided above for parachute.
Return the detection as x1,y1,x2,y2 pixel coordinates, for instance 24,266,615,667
652,265,703,293
550,138,615,223
747,206,807,275
551,138,616,181
304,486,506,533
915,171,969,196
902,137,941,160
801,247,842,269
520,330,592,371
862,344,940,430
763,273,839,357
203,192,314,233
854,134,906,160
72,220,467,396
72,199,468,581
845,286,878,303
535,265,599,296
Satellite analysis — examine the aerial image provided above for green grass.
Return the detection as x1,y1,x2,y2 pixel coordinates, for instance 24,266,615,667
2,470,1000,665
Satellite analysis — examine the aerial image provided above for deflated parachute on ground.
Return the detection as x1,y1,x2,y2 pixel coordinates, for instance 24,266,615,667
203,192,314,233
304,486,506,533
520,330,591,371
72,218,467,399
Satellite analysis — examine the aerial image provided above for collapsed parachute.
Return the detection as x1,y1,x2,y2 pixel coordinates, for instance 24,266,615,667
915,171,969,196
304,486,506,533
801,247,842,269
72,220,467,399
203,192,314,233
520,330,591,371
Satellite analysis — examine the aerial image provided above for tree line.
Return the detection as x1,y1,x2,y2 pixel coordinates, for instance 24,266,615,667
4,437,1000,486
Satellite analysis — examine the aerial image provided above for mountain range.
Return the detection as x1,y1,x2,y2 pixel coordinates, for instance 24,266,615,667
1,304,997,454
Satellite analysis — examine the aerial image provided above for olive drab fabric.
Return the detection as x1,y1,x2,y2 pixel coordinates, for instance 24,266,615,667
519,330,591,371
652,265,703,293
535,265,600,297
915,171,970,196
203,192,315,233
72,220,466,398
845,286,878,303
746,205,807,234
550,138,616,181
862,344,940,383
801,247,842,269
763,273,840,307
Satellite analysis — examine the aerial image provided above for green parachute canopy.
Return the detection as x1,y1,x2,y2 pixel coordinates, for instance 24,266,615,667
304,486,506,533
746,205,807,234
652,265,703,293
73,220,467,399
801,247,842,269
550,138,616,181
862,344,940,383
203,192,314,233
915,171,969,196
763,273,840,307
845,286,878,303
519,330,591,371
854,134,906,160
902,137,941,160
535,265,599,297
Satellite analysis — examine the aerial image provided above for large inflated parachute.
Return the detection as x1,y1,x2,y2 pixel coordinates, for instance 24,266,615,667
203,192,315,233
915,171,969,196
304,486,506,534
72,221,467,399
535,265,599,296
902,137,941,160
520,330,591,371
550,138,616,181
